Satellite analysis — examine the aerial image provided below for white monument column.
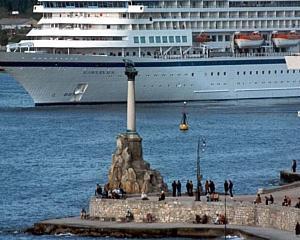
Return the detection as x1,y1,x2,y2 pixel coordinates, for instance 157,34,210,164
127,78,136,132
124,60,138,134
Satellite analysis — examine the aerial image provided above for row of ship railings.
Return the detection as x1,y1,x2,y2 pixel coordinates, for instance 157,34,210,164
155,51,294,60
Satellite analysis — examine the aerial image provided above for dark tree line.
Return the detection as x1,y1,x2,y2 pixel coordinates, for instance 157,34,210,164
0,0,37,14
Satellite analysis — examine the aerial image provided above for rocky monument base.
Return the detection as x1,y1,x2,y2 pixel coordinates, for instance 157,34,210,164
107,133,167,194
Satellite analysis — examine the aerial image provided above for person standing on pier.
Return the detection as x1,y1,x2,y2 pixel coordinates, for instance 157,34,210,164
292,160,297,173
186,180,190,195
189,180,194,196
177,180,182,196
224,180,229,195
205,180,209,195
172,181,177,197
229,180,234,198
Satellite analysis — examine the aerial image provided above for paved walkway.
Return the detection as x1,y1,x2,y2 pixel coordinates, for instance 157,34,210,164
39,217,299,240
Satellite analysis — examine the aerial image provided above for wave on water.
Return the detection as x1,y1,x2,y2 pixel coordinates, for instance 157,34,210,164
54,232,74,237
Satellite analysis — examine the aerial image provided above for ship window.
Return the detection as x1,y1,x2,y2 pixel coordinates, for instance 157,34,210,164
211,72,213,76
256,71,258,74
287,70,289,74
182,36,187,42
243,71,246,75
133,52,136,56
134,37,139,43
140,36,146,43
293,70,296,73
175,36,181,43
237,72,239,75
118,52,122,56
149,36,154,43
162,36,168,43
224,72,226,76
274,70,277,74
281,70,283,74
169,36,174,43
268,70,271,74
192,73,194,76
262,71,264,74
107,25,110,29
155,36,161,43
218,35,223,42
225,35,230,41
250,71,252,75
126,52,129,56
217,72,220,76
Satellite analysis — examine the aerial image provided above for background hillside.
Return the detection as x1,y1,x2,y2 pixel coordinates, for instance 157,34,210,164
0,0,38,18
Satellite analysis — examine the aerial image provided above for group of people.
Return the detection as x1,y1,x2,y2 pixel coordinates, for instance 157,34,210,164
214,213,226,225
254,194,274,205
204,180,216,195
171,180,182,197
223,180,234,198
282,195,292,206
186,180,194,196
94,183,126,199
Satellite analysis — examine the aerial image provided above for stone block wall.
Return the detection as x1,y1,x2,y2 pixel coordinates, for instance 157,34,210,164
89,197,300,232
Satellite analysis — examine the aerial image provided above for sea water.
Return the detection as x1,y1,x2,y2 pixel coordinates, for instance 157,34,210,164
1,73,300,240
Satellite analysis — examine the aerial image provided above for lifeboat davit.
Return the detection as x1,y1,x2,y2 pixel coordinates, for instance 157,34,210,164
272,31,300,48
195,33,211,43
234,32,264,48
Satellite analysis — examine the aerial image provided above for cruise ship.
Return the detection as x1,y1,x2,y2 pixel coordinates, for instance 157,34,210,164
1,0,300,105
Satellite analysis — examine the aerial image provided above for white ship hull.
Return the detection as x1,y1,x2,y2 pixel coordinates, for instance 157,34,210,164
1,52,300,105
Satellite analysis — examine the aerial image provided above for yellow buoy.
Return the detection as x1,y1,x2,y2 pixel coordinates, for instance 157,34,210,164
179,123,189,131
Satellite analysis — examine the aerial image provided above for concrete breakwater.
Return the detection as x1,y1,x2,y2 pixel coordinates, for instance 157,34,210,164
89,197,300,232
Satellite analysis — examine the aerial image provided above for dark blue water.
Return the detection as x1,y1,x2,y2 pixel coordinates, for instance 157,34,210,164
1,73,300,239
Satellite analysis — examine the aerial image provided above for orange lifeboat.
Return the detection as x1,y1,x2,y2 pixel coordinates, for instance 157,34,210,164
234,32,264,48
195,33,211,43
272,31,300,48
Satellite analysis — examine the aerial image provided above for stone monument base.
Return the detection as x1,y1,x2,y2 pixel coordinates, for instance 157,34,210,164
107,133,167,194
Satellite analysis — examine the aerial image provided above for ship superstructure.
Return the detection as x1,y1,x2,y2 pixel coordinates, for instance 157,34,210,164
2,0,300,105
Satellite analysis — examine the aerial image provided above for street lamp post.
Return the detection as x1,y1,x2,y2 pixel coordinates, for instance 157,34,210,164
195,138,206,201
224,192,227,239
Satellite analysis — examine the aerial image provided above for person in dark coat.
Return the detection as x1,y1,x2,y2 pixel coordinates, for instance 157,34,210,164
186,180,190,195
189,180,194,196
210,180,215,194
172,180,177,197
292,160,297,173
205,180,209,195
229,180,233,198
224,180,229,195
159,191,165,201
296,222,300,235
177,180,181,196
